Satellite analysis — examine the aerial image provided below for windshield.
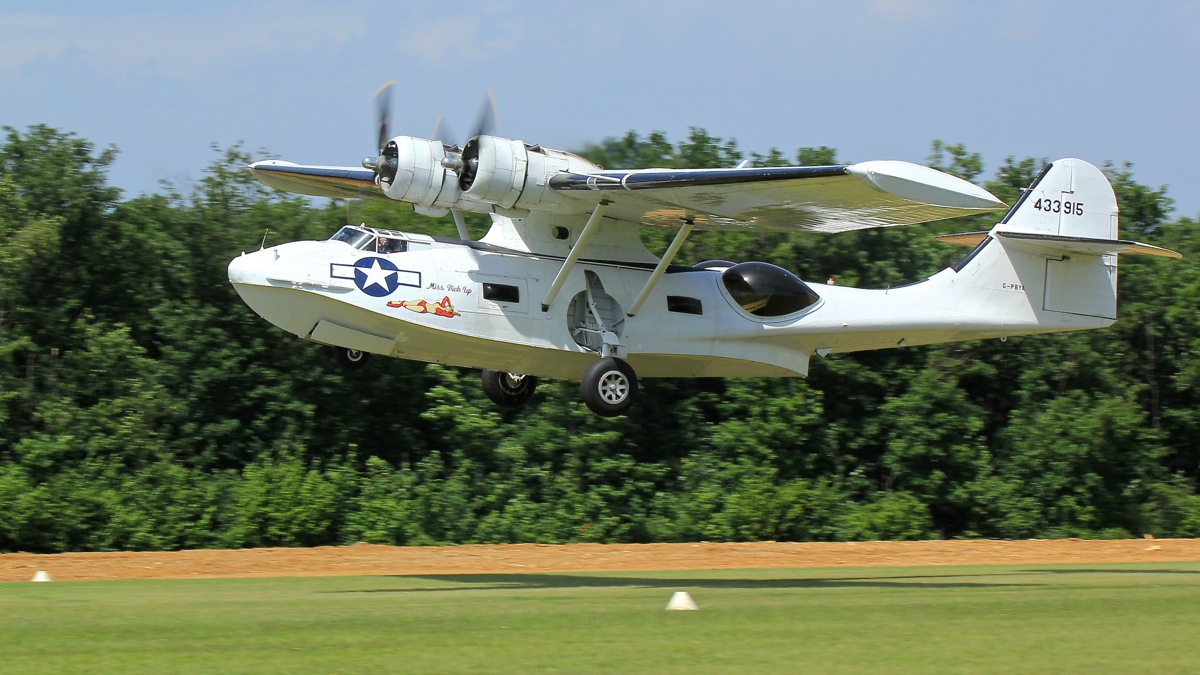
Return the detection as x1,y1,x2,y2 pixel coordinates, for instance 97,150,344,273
330,226,373,249
330,225,409,253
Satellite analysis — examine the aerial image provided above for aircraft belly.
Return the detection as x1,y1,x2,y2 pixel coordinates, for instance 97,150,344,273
782,294,1042,354
232,279,585,378
239,239,1069,381
310,320,395,354
231,282,331,339
627,353,806,378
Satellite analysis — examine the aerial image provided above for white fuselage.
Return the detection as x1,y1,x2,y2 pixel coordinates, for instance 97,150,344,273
227,221,1110,382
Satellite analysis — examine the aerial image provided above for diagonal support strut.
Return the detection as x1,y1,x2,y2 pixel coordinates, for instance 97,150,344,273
541,200,610,311
451,209,470,240
626,221,694,317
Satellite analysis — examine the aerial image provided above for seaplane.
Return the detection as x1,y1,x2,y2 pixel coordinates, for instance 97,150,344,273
230,85,1181,416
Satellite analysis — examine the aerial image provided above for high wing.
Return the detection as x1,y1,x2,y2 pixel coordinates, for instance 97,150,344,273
251,161,380,200
548,161,1005,232
250,143,1006,233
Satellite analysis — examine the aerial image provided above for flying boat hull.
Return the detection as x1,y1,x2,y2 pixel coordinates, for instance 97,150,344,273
227,236,825,380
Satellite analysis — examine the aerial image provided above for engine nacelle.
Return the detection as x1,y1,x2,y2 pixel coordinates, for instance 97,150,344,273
460,135,602,213
379,136,458,209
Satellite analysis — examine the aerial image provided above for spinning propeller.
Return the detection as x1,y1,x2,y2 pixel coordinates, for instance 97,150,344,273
431,91,497,151
362,81,497,194
365,80,398,185
438,91,498,191
442,92,497,238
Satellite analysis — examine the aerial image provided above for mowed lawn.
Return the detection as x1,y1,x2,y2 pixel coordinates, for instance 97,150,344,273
2,563,1198,674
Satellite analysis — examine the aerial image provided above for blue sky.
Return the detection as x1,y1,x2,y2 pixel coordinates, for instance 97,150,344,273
4,0,1199,218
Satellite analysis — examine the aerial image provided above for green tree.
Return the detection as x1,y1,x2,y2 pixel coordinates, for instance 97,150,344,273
877,363,988,536
2,123,1198,552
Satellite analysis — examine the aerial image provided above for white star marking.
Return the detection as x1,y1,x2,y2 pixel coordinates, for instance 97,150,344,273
357,259,396,293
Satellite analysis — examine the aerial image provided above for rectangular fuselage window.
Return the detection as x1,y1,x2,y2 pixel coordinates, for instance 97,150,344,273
667,296,703,315
483,283,521,304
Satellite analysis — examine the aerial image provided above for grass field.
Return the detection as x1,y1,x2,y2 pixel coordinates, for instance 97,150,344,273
3,563,1199,673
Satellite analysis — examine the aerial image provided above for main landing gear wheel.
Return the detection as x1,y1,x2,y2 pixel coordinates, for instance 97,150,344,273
334,347,370,371
581,357,637,417
481,370,539,409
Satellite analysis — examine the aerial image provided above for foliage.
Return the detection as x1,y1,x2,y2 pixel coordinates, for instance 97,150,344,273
0,124,1197,552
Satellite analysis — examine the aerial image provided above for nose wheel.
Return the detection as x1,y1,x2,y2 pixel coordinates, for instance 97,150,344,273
482,370,539,409
581,357,637,417
334,347,370,371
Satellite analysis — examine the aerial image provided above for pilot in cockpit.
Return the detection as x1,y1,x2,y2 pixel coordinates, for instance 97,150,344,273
375,235,406,254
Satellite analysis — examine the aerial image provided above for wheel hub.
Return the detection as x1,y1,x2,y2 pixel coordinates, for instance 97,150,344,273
598,371,628,403
501,373,527,394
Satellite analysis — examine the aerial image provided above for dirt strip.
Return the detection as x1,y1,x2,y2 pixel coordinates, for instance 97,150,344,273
3,538,1199,582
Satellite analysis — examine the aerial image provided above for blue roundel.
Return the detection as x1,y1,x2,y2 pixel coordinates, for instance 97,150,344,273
353,257,401,297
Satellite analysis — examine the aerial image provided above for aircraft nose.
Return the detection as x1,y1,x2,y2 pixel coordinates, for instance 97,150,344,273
228,252,252,284
228,250,270,285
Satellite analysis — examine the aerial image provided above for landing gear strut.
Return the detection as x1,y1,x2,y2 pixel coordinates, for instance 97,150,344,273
482,370,539,409
581,357,638,417
334,347,370,371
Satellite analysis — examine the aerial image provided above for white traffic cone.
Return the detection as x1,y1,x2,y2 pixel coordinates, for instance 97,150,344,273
31,570,52,582
665,591,698,610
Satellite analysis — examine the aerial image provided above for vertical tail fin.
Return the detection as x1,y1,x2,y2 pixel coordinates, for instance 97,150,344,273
996,158,1117,239
943,159,1174,329
923,158,1178,342
991,159,1120,319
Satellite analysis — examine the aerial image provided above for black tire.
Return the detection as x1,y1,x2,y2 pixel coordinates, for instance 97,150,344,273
334,347,370,371
481,370,538,409
580,357,637,417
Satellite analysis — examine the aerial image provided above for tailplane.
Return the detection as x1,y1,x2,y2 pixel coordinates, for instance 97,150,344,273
990,158,1179,259
938,158,1179,326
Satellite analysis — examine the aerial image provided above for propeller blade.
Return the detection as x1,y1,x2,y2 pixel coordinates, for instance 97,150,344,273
374,80,395,153
432,115,454,146
470,90,498,139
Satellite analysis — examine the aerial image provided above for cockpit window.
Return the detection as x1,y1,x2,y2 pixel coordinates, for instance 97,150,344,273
330,226,373,249
722,262,820,317
373,236,407,254
329,226,408,253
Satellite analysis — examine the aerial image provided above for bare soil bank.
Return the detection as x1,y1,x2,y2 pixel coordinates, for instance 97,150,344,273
3,538,1198,582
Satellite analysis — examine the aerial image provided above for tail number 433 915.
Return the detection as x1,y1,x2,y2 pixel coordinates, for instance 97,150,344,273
1033,198,1084,216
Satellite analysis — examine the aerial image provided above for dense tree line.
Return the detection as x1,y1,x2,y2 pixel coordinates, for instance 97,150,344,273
1,124,1198,553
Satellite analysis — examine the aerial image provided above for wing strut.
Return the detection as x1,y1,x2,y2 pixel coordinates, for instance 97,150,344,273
541,200,610,311
451,210,470,240
626,221,694,317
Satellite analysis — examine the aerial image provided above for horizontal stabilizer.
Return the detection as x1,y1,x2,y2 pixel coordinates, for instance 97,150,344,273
935,231,989,247
937,230,1182,259
996,231,1182,259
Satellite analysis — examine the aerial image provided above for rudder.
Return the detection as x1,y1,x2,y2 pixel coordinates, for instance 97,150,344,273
991,158,1119,320
997,158,1117,240
937,158,1178,333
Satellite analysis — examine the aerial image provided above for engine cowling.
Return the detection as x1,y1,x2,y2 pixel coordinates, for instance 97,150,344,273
459,135,602,213
379,136,463,211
